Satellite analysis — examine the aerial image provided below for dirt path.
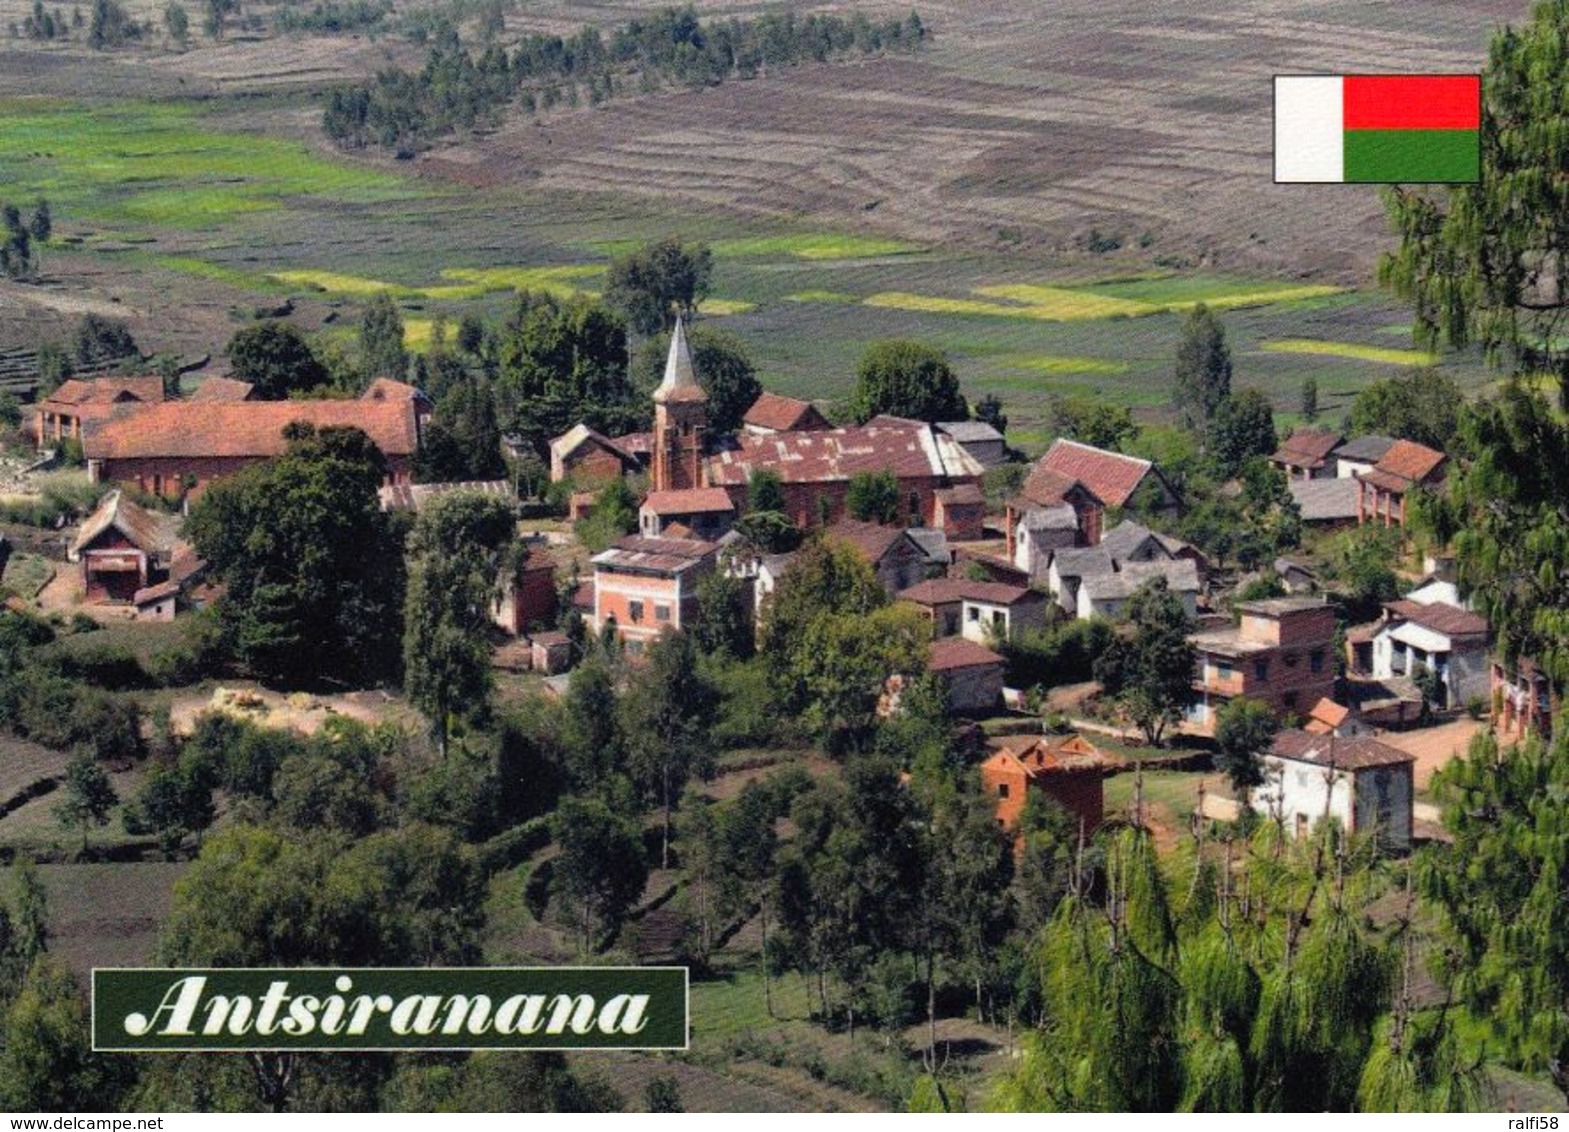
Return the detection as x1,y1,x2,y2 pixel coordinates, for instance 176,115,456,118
1375,718,1484,790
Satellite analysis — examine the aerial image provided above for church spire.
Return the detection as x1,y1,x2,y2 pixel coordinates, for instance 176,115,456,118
654,316,706,403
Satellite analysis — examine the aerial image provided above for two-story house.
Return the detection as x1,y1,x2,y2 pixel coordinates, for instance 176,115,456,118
1188,597,1338,729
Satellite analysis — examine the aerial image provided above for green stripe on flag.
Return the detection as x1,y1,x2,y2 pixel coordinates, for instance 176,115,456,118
1343,128,1479,183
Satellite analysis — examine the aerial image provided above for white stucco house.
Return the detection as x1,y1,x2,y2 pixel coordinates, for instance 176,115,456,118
1249,730,1415,854
1368,596,1490,709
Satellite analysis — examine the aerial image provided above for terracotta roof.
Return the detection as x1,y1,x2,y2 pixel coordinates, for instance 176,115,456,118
71,490,180,558
1038,439,1154,508
1270,728,1414,770
362,377,432,407
133,578,181,605
1385,599,1489,638
1346,622,1380,645
743,392,826,432
663,521,696,539
42,377,165,408
1272,428,1343,469
572,580,595,610
85,400,419,461
614,431,653,456
898,579,1038,606
928,637,1004,672
592,535,719,576
706,421,984,485
934,483,985,506
1304,697,1350,734
989,733,1111,774
642,488,736,515
1359,439,1446,492
1015,465,1098,510
187,376,256,403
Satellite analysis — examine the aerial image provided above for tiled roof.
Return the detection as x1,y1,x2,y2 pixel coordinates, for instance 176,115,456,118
1082,558,1200,601
1270,728,1414,770
1020,503,1078,531
743,392,825,432
362,377,432,406
378,480,514,512
133,578,181,605
72,490,180,558
905,527,952,565
1360,439,1446,491
898,579,1037,606
1015,465,1095,509
1039,439,1154,508
1289,477,1359,522
642,488,736,515
988,734,1111,775
1272,428,1343,468
614,431,653,455
1334,435,1396,463
1305,697,1350,733
928,637,1004,671
1051,547,1115,579
706,421,984,485
1098,519,1163,564
187,376,256,403
1385,599,1489,638
592,535,718,576
42,377,165,408
85,400,419,461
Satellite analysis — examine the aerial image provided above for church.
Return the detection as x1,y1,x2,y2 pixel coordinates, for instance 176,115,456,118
558,320,988,538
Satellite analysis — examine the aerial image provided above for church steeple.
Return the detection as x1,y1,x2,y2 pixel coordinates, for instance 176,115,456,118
654,316,706,404
651,317,708,492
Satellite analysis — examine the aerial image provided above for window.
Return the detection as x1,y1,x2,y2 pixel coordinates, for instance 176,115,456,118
1310,650,1325,674
1284,692,1299,711
1216,661,1234,681
1254,658,1270,682
629,600,644,623
909,492,921,524
992,611,1006,630
997,783,1010,798
654,604,671,623
968,607,980,622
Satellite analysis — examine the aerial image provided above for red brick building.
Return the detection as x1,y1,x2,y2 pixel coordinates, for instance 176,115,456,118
1188,597,1338,729
69,489,180,603
741,392,831,435
83,397,421,499
981,734,1109,840
651,319,709,494
549,423,641,484
929,637,1006,714
1270,428,1343,481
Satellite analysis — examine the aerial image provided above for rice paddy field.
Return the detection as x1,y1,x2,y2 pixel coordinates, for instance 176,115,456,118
0,76,1500,453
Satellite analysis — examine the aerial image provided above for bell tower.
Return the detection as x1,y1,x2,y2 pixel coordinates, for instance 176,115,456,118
651,317,708,493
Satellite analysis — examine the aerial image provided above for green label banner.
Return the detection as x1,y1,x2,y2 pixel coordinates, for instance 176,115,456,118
92,967,688,1052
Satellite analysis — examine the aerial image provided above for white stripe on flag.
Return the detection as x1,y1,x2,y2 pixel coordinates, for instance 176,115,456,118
1275,76,1344,183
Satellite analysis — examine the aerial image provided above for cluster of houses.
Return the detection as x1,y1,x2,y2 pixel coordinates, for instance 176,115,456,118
29,325,1553,857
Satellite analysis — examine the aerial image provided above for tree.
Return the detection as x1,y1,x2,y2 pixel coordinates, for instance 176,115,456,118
645,1076,683,1112
415,376,506,483
53,751,117,855
127,758,215,854
1172,303,1232,437
164,1,187,43
1322,525,1402,624
71,313,138,368
1050,395,1138,452
0,205,31,282
0,959,127,1111
849,340,967,424
759,535,887,685
497,291,638,447
86,0,137,47
1206,389,1277,479
360,291,407,381
560,652,621,791
1213,697,1278,796
1379,3,1569,402
573,475,638,554
403,491,516,756
1300,376,1319,422
974,393,1008,435
603,237,713,335
224,321,329,400
792,604,929,753
1348,368,1464,450
27,199,50,243
550,794,648,950
185,424,405,685
620,630,718,867
693,569,753,660
1092,577,1194,745
631,325,760,434
747,467,786,514
845,469,900,524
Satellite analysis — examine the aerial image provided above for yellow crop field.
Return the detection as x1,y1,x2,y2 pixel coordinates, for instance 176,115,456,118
1260,339,1438,366
268,270,417,297
972,284,1157,319
696,298,756,316
864,292,1032,317
1167,285,1343,312
435,265,601,300
996,354,1130,376
786,290,859,303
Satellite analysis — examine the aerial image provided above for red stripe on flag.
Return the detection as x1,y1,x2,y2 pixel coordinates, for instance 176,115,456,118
1343,75,1479,130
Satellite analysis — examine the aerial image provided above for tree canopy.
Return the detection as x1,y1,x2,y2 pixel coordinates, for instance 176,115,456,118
496,291,639,449
631,324,761,434
224,321,329,400
1172,303,1231,436
1379,1,1569,400
1092,577,1194,745
1347,368,1463,450
185,424,404,685
603,237,713,336
849,340,967,424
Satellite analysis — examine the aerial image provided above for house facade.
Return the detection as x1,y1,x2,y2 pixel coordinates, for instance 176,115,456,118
639,487,736,540
69,489,180,603
589,534,720,655
1250,729,1415,853
1269,428,1343,480
897,578,1048,642
1188,597,1338,728
34,376,165,449
1367,598,1490,708
928,637,1006,715
1355,440,1446,528
981,734,1108,839
549,424,640,484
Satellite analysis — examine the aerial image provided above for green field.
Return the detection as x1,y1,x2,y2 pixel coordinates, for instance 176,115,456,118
0,98,426,229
